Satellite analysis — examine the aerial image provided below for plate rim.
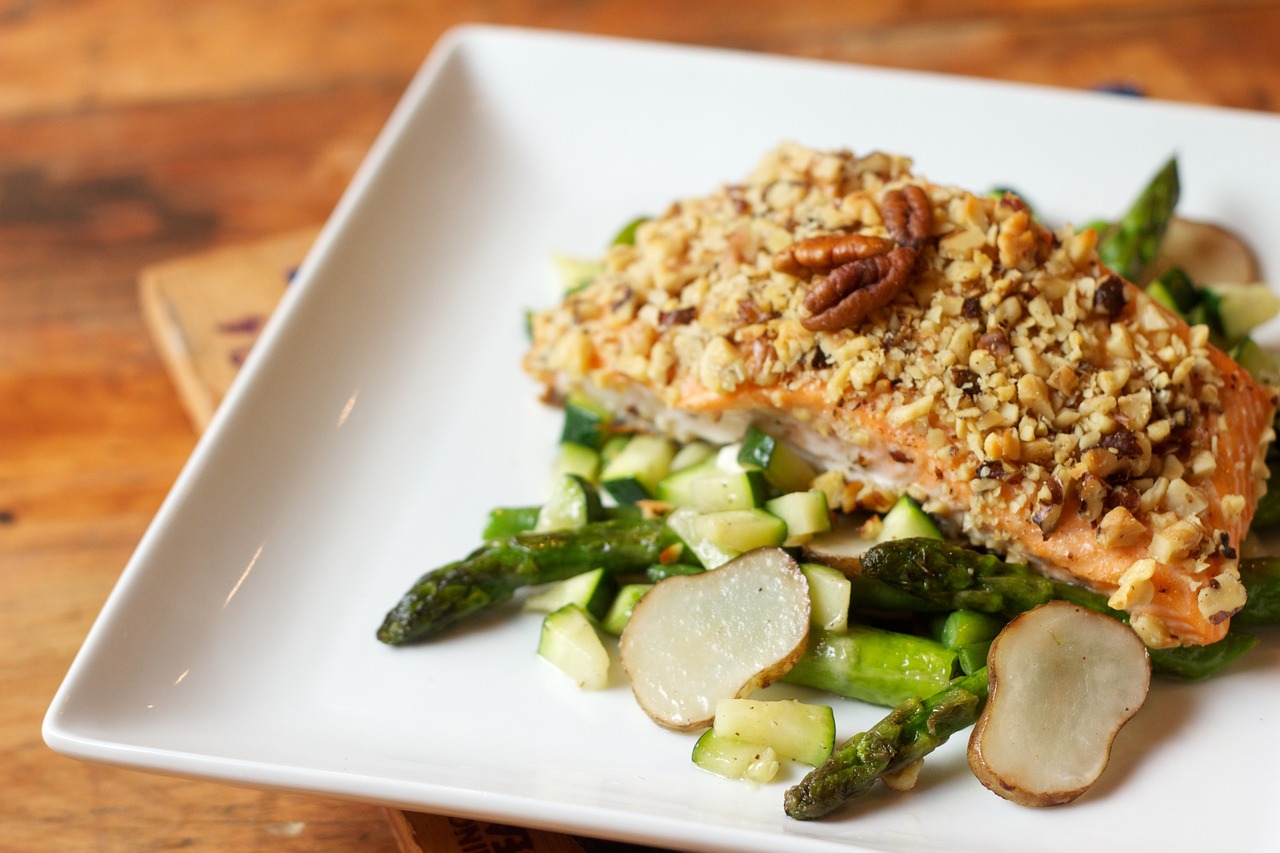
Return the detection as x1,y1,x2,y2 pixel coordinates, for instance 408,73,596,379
42,23,1280,853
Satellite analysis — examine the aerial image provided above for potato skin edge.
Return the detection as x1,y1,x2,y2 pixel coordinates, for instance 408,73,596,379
965,601,1148,808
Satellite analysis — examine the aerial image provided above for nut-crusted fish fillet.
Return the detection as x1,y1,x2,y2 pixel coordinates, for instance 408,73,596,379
523,143,1278,648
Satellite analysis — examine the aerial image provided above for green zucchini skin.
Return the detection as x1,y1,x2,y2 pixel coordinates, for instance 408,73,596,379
736,425,817,493
877,496,942,541
560,394,611,448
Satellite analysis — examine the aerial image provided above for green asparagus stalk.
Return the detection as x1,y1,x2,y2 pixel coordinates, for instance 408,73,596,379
784,546,1274,820
851,537,1265,680
782,626,959,707
846,574,946,614
1097,156,1180,282
857,538,1056,616
784,669,989,820
786,552,1279,820
377,517,682,645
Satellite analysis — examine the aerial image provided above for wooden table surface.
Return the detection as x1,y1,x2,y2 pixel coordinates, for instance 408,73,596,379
5,2,1280,850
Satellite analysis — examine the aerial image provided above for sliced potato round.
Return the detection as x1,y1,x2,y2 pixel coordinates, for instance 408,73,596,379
799,521,877,573
619,547,811,731
1146,216,1261,286
967,600,1151,807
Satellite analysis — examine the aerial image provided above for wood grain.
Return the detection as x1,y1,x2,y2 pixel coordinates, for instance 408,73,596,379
138,228,318,428
4,1,1279,850
7,2,1280,119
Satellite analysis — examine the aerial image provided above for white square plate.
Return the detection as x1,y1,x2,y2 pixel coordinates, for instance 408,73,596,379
45,25,1280,853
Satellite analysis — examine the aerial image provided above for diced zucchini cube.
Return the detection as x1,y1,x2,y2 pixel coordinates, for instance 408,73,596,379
765,489,831,545
689,469,768,512
599,433,631,467
736,425,817,493
878,495,942,541
537,604,609,690
800,563,851,632
601,477,651,506
599,434,678,500
691,729,779,782
655,457,766,512
523,568,617,620
600,583,653,635
692,508,787,553
1231,336,1280,385
560,393,611,448
712,698,836,767
535,473,604,532
668,440,717,473
481,505,540,540
603,503,643,523
665,507,739,569
552,441,601,483
1205,281,1280,342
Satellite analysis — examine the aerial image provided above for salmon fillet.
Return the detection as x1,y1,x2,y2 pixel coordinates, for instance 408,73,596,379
523,143,1277,648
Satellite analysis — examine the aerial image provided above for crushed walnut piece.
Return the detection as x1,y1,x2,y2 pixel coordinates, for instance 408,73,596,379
524,142,1278,647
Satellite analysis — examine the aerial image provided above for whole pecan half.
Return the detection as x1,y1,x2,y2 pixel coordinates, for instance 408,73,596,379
882,184,933,249
801,245,917,331
772,233,895,277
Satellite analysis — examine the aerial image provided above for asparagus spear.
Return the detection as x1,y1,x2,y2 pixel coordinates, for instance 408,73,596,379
846,574,946,614
1097,156,1180,282
785,551,1277,821
784,669,989,820
852,537,1264,680
857,538,1056,616
782,626,959,707
784,547,1279,821
377,517,682,645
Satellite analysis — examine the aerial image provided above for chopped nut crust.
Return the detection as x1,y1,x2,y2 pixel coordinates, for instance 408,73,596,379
524,143,1278,646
